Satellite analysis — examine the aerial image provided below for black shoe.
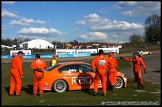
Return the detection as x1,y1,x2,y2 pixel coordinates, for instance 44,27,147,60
9,94,14,96
16,94,20,96
102,93,106,96
134,78,136,83
140,84,144,89
32,94,36,97
94,92,97,96
112,85,115,92
39,94,42,97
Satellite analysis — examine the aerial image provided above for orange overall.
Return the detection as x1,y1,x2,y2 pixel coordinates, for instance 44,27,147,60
31,59,47,95
122,57,146,88
9,55,23,95
91,55,109,94
107,57,118,86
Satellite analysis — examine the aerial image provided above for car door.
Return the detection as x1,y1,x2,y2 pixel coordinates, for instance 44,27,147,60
78,64,96,89
58,64,82,90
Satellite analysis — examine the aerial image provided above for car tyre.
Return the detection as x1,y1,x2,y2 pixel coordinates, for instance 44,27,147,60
115,77,124,89
53,80,67,93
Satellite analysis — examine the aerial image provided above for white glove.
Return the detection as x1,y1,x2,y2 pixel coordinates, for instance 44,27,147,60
20,75,23,79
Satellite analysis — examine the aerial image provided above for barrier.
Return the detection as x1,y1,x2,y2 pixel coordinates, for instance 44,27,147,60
40,54,53,58
1,53,91,59
22,55,35,59
1,55,12,59
58,53,91,58
98,48,119,54
10,50,31,55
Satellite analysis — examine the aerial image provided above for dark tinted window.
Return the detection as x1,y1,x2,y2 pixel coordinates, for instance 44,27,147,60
58,64,79,73
79,64,92,73
45,64,61,72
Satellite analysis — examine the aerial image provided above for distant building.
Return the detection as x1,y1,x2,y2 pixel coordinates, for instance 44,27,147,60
1,45,13,49
19,39,54,49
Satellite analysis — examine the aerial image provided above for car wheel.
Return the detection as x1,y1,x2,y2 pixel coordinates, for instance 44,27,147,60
115,77,124,89
53,80,67,93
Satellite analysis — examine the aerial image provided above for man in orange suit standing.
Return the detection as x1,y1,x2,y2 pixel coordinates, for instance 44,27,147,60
107,52,118,92
120,52,146,89
9,51,24,96
31,54,47,97
91,49,109,96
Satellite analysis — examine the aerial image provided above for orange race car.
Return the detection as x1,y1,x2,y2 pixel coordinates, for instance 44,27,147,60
43,62,127,93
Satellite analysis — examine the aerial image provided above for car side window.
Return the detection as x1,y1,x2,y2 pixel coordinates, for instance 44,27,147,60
45,64,61,72
58,64,79,73
79,64,92,73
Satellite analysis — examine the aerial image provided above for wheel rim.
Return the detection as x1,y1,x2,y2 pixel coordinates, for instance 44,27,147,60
55,81,66,92
115,77,123,89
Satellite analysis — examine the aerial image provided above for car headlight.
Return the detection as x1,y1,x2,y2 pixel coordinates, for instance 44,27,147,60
119,71,124,76
123,77,127,82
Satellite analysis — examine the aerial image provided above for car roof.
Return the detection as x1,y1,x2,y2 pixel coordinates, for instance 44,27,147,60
58,62,90,65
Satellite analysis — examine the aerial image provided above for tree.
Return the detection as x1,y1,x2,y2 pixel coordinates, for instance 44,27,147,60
1,39,5,45
144,14,161,43
13,38,18,45
5,38,12,46
73,40,78,44
24,38,31,42
16,37,24,44
69,39,78,44
129,34,142,47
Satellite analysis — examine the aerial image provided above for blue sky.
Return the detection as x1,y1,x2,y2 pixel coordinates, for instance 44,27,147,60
2,1,161,43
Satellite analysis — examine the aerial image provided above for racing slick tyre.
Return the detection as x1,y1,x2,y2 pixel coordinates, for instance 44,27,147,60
115,77,124,89
53,80,67,93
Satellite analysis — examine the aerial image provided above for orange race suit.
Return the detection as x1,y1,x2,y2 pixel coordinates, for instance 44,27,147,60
9,55,23,95
31,59,47,95
122,57,146,88
91,55,109,94
107,57,118,86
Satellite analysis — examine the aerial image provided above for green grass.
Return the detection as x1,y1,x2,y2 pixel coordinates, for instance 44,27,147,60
1,60,160,106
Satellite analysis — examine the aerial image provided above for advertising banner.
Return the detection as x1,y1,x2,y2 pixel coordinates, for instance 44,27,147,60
58,53,91,58
98,48,119,54
10,50,31,55
56,49,76,54
76,49,97,54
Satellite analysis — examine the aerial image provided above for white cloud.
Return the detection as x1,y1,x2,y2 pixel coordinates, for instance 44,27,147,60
75,20,86,25
114,1,160,16
76,13,144,43
76,13,143,31
2,9,18,18
113,1,137,9
10,18,46,26
2,25,13,30
122,4,160,16
79,32,108,42
19,27,63,35
18,27,66,42
99,8,109,14
2,1,15,4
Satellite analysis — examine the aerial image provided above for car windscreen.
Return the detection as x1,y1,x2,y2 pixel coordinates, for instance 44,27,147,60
44,64,61,72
